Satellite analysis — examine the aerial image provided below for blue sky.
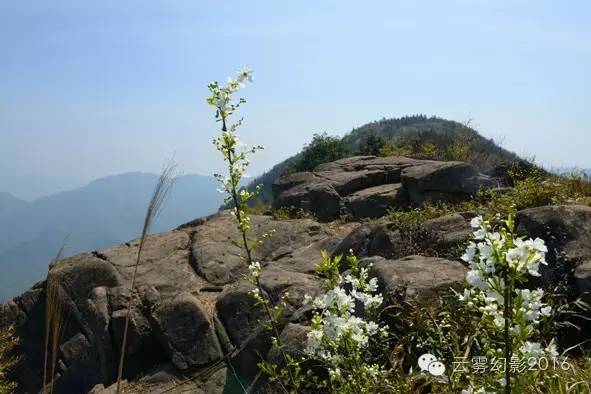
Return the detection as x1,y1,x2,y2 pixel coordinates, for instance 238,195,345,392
1,1,590,199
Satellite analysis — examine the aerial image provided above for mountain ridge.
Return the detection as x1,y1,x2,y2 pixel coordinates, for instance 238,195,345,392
0,172,222,300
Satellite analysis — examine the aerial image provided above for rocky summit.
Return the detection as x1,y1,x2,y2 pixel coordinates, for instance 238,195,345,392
2,156,591,393
272,156,496,221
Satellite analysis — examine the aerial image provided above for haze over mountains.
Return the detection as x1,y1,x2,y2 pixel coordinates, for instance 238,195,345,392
0,172,222,300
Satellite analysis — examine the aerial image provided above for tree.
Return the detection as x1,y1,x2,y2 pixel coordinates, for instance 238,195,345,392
358,133,385,156
289,132,349,173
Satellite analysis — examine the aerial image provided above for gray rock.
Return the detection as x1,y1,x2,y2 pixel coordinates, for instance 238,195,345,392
401,161,481,204
215,282,266,347
367,255,467,304
344,183,408,218
574,261,591,301
267,323,310,366
151,293,222,370
332,223,398,259
516,205,591,266
274,156,490,221
258,265,321,312
420,213,475,248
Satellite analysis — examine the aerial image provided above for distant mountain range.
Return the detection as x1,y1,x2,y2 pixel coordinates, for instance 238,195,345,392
0,172,222,301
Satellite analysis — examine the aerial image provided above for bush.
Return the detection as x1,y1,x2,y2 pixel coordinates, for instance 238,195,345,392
357,133,385,156
287,132,349,173
0,327,18,394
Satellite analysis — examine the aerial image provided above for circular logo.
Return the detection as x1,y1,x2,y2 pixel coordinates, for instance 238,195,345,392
418,353,437,372
428,360,446,376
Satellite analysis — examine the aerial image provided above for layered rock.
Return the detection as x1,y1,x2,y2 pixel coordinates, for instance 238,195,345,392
273,156,496,220
0,212,354,393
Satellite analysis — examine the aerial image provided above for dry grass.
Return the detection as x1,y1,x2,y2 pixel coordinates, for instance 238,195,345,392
116,161,176,394
42,241,68,394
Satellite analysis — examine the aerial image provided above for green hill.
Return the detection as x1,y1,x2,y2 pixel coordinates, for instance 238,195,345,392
247,115,521,205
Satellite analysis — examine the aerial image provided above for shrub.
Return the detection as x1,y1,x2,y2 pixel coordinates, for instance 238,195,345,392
0,327,18,394
288,132,349,173
357,132,385,156
378,142,412,157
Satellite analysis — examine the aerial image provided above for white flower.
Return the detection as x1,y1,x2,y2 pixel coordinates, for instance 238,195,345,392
520,341,543,359
473,228,487,240
461,243,477,263
466,270,489,290
546,341,559,359
236,67,254,83
470,216,483,229
248,261,261,278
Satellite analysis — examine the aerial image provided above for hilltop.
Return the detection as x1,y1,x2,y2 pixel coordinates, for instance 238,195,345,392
247,115,521,205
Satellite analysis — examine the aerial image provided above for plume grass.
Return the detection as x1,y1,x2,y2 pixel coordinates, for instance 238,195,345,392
43,241,67,394
116,161,176,394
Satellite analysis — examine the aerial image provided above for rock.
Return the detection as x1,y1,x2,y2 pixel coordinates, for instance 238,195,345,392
367,255,467,304
574,261,591,301
332,214,472,261
420,213,475,248
273,156,492,221
258,265,321,313
151,293,222,370
274,176,342,221
344,184,408,218
400,161,482,204
216,282,266,347
191,212,338,283
332,223,398,259
516,205,591,266
266,323,310,366
1,211,351,393
89,364,228,394
516,205,591,297
49,253,122,301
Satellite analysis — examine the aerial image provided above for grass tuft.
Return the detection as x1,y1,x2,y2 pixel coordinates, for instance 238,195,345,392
116,161,176,394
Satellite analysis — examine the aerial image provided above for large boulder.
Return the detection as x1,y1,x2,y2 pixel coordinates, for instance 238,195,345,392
366,255,468,304
151,293,222,370
516,205,591,300
401,161,489,204
273,156,492,221
332,213,474,261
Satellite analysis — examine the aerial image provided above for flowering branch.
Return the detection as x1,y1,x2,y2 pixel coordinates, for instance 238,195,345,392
207,68,300,392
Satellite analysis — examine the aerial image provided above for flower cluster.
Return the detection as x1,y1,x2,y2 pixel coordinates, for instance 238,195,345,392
459,216,552,331
458,215,557,391
305,251,387,386
207,67,253,115
209,68,262,233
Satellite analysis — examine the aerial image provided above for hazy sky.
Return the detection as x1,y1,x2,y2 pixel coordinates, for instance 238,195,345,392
1,1,590,200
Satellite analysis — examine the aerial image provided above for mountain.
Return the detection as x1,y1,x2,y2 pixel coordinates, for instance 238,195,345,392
0,172,222,300
247,115,521,205
553,167,591,177
0,192,27,218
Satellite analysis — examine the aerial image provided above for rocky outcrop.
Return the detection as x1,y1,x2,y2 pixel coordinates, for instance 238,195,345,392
273,156,496,220
0,212,354,393
332,212,475,260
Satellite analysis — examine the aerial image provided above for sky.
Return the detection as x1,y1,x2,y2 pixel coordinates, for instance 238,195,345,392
1,0,590,200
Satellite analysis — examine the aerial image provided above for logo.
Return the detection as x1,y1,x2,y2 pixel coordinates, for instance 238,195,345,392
418,353,446,376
